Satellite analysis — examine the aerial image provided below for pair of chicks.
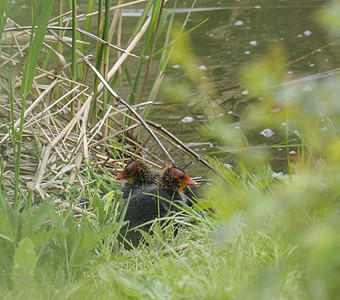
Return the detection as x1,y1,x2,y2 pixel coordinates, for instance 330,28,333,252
116,159,197,248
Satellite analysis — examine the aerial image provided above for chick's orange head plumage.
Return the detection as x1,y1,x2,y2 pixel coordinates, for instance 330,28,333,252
161,166,196,192
116,160,137,181
116,160,154,184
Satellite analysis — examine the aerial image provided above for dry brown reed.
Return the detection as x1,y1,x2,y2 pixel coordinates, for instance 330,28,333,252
0,4,216,204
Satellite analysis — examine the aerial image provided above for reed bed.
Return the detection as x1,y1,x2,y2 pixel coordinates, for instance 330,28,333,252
0,1,215,207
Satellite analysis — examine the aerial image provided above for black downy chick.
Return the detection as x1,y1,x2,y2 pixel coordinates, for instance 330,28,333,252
116,162,196,248
116,159,160,247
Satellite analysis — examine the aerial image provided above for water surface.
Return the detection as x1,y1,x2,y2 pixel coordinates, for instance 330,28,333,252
8,0,339,175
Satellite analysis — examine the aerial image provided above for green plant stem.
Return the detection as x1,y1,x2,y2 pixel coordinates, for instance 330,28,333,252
286,110,292,179
101,0,112,118
71,0,77,117
13,94,27,209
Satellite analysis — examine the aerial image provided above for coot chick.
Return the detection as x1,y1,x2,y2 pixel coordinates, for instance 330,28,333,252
158,166,196,211
116,159,160,247
117,164,195,248
116,159,160,200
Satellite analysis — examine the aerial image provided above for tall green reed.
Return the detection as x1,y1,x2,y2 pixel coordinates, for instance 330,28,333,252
13,0,54,208
71,0,77,117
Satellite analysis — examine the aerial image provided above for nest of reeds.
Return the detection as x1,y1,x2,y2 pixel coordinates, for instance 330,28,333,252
0,3,214,203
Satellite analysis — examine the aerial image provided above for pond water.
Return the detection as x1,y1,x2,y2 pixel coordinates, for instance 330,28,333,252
149,0,339,175
8,0,339,176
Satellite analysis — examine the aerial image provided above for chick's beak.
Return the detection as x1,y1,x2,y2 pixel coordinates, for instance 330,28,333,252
116,170,126,180
183,174,196,186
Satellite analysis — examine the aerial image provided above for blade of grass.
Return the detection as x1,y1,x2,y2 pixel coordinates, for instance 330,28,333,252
14,0,54,208
0,0,11,45
92,0,104,123
71,0,77,117
138,0,166,104
100,0,113,150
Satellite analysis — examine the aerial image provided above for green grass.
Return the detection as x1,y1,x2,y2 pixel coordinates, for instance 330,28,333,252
1,160,334,299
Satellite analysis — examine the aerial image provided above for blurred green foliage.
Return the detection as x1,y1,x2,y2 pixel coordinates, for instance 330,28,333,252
204,1,340,298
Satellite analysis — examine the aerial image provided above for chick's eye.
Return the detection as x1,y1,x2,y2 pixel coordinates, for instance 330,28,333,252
178,173,184,179
125,166,132,174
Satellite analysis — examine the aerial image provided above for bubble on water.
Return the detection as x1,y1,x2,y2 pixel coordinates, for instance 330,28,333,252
235,20,244,26
244,51,251,55
288,70,293,74
309,63,315,67
325,58,329,62
172,64,181,69
304,30,312,36
199,65,208,70
235,126,240,130
297,34,303,38
224,163,233,169
249,40,258,46
281,122,286,126
272,108,280,112
260,129,274,138
278,148,282,151
209,33,214,37
289,150,296,154
181,116,194,123
228,110,233,114
254,5,261,9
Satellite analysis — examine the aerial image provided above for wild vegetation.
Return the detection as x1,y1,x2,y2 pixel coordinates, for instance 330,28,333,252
0,0,340,298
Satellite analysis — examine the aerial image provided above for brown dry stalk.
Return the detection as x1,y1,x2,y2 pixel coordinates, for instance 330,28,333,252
0,79,60,144
76,28,139,58
145,120,217,173
138,0,165,103
47,27,176,165
29,96,93,195
54,199,96,218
